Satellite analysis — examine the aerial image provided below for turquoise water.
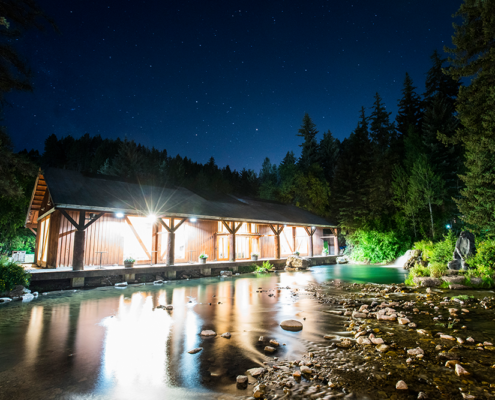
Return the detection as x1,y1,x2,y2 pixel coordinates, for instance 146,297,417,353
0,264,406,400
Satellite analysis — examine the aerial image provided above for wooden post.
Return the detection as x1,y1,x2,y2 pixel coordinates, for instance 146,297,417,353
46,210,61,268
333,228,339,255
73,211,86,271
59,209,104,271
304,227,317,257
269,224,283,259
152,222,159,264
292,227,296,254
158,217,186,266
230,222,236,262
166,231,175,266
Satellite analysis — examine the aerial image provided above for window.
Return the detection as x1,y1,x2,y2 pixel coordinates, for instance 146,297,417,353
38,217,50,263
123,216,152,261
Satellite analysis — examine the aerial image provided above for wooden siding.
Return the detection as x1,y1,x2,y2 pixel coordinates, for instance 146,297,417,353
259,224,275,259
314,227,324,255
183,220,216,262
56,210,125,268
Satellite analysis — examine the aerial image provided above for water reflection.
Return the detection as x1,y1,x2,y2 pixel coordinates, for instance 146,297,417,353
0,264,408,400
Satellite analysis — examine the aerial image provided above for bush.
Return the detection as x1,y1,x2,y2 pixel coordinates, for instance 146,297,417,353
238,264,257,273
0,257,30,293
413,240,434,261
468,239,495,274
429,262,447,278
431,231,457,264
408,264,430,278
347,229,411,264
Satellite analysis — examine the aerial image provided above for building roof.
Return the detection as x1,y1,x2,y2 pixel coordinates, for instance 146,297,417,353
26,168,336,228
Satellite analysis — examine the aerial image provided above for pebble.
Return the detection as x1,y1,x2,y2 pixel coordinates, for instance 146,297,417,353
396,380,408,390
264,346,276,353
455,364,470,376
200,330,216,336
221,332,231,338
188,347,203,354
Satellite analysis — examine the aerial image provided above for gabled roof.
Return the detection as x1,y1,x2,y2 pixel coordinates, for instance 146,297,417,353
25,170,48,228
26,168,336,227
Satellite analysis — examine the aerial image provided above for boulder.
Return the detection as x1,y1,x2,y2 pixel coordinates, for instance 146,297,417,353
403,249,422,270
220,270,232,277
285,255,310,270
413,277,442,287
336,256,349,264
442,276,466,284
449,284,470,290
236,375,248,388
280,319,303,331
115,282,127,287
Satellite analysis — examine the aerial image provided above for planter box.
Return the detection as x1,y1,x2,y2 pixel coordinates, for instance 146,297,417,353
199,257,207,264
251,255,259,261
124,262,134,268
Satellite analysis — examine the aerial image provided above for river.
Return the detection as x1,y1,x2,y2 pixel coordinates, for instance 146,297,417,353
0,264,407,400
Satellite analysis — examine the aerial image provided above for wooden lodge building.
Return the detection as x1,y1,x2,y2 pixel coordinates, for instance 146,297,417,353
25,168,338,270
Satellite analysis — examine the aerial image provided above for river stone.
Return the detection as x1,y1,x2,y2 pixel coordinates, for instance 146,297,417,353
396,380,408,390
247,367,266,377
280,319,303,331
264,346,276,353
0,298,12,303
440,334,455,340
352,311,368,319
293,370,301,378
371,337,384,345
200,330,216,336
398,317,410,325
445,360,460,368
221,332,231,339
455,364,470,376
324,334,336,340
269,339,279,347
442,276,466,284
407,347,424,356
165,305,174,310
417,329,430,336
376,344,390,352
337,339,353,348
188,347,203,354
285,255,310,270
413,277,442,287
115,282,127,287
236,375,248,388
418,392,428,399
300,365,312,374
326,310,343,315
357,337,372,345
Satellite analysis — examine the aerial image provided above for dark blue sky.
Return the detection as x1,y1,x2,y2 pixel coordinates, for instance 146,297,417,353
7,0,462,171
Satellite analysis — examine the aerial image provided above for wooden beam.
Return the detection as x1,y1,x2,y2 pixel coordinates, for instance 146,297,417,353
29,227,37,236
166,231,175,266
158,218,172,233
172,217,186,232
222,220,233,234
292,227,297,254
60,209,80,230
125,216,151,259
83,213,104,230
233,222,243,233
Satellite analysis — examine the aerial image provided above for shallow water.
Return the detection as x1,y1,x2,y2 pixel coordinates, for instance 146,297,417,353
0,264,407,400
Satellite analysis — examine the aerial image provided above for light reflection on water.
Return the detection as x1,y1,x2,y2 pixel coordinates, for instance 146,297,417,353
0,265,406,400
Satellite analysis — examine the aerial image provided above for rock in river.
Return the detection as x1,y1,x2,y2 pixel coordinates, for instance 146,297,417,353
455,364,470,377
396,380,408,390
247,367,266,377
264,346,276,353
221,332,231,338
280,319,303,331
200,330,216,336
300,365,312,374
188,347,203,354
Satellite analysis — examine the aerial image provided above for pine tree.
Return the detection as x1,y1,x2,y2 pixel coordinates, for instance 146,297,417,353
444,0,495,233
297,113,319,170
259,157,278,200
331,107,372,228
396,73,423,137
424,50,460,110
318,129,340,185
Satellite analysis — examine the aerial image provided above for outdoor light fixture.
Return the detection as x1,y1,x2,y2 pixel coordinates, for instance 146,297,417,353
190,218,197,222
115,212,124,218
147,214,157,222
446,224,451,229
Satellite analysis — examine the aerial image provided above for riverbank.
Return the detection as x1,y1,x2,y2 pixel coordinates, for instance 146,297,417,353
249,281,495,399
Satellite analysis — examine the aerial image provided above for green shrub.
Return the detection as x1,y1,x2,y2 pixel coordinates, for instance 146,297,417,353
0,257,31,293
429,262,447,278
347,229,411,264
413,240,434,261
238,264,257,273
468,239,495,273
408,264,430,278
431,231,457,264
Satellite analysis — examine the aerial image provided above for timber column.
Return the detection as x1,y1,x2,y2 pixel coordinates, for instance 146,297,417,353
222,221,242,262
333,228,339,255
60,209,104,271
269,224,284,259
158,217,186,266
304,226,316,257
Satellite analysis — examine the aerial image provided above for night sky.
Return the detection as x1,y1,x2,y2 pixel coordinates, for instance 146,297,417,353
7,0,462,171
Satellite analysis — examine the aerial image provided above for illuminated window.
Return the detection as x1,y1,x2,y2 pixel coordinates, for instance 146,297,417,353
38,217,50,263
124,216,152,261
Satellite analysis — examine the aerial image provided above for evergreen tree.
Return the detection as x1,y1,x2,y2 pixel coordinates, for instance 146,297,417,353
331,107,371,228
259,157,278,200
318,129,340,184
297,113,319,170
444,0,495,233
98,139,144,179
368,93,397,221
396,73,422,137
424,50,460,109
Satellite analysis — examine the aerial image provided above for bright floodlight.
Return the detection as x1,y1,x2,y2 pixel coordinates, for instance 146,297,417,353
190,218,197,222
446,224,451,229
115,212,124,218
147,214,157,222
